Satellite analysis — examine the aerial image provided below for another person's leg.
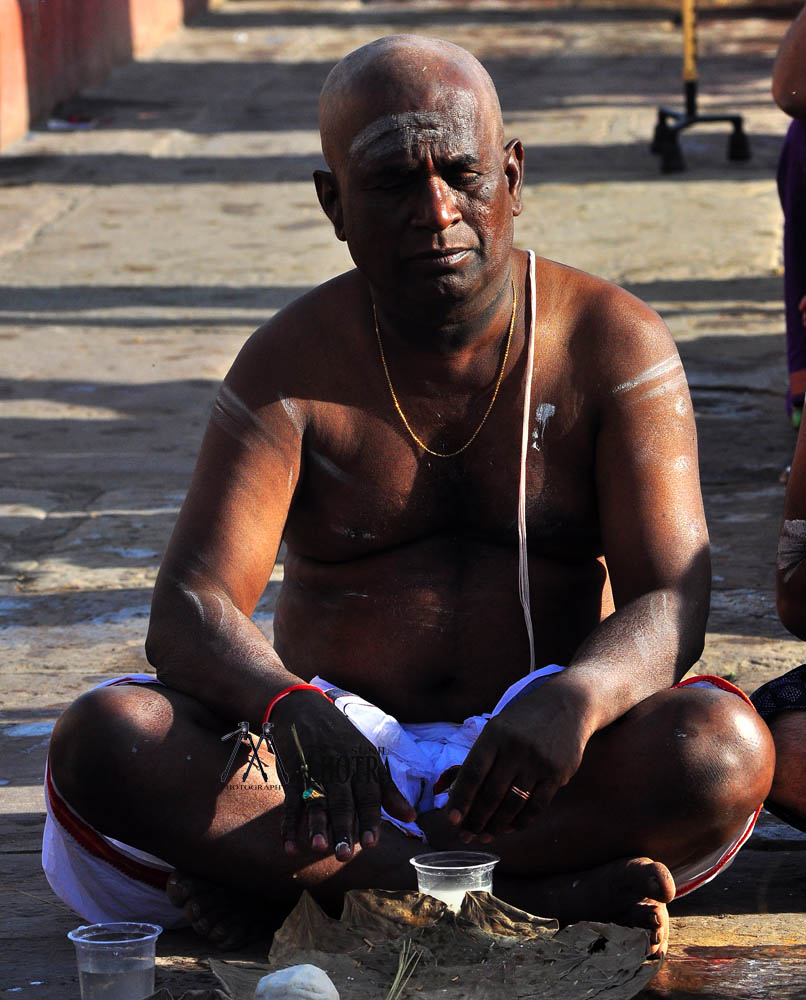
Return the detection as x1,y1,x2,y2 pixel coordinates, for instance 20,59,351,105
751,664,806,831
779,119,806,425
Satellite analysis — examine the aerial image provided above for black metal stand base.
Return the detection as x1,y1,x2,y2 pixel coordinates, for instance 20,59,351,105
650,80,751,173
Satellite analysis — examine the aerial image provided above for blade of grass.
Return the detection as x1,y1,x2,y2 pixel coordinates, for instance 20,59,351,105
384,938,423,1000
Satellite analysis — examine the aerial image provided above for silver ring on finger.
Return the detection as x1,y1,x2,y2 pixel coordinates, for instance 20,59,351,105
509,784,531,802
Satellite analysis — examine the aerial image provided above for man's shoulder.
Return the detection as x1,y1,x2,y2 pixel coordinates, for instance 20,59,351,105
227,270,367,392
248,269,365,354
533,256,678,402
538,257,670,354
537,257,661,327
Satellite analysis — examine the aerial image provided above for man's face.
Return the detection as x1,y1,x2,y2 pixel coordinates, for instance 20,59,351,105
319,82,523,312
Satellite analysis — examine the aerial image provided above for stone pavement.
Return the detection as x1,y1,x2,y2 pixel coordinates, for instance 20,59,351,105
1,0,804,996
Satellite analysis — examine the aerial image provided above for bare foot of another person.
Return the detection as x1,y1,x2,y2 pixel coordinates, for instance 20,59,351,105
167,871,282,950
502,857,675,957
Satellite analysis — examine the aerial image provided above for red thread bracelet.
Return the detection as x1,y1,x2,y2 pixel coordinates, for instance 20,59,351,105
262,683,332,725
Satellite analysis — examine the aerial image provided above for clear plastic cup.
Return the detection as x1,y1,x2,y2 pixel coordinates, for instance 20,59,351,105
67,922,162,1000
410,851,499,910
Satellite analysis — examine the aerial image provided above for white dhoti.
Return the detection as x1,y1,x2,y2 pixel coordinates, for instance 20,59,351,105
41,668,760,924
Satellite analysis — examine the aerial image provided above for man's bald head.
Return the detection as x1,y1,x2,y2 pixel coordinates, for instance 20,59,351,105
319,35,504,174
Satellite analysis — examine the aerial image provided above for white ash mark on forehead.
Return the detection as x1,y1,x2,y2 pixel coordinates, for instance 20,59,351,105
348,96,478,167
531,402,556,451
612,355,683,395
777,519,806,582
349,111,445,159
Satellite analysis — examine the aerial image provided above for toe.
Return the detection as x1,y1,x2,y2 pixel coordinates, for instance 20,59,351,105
197,905,265,951
183,889,232,927
191,901,233,940
626,858,675,904
166,871,192,908
213,914,261,951
626,899,669,957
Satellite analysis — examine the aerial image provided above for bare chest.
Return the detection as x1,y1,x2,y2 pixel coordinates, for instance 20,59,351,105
284,385,600,562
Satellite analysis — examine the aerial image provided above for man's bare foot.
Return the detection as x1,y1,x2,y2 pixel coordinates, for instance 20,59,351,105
416,810,673,955
501,857,675,957
166,871,281,950
168,857,673,955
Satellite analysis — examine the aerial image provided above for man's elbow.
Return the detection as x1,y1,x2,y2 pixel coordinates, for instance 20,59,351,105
144,582,200,678
676,577,709,676
144,616,171,673
687,630,706,668
144,611,183,681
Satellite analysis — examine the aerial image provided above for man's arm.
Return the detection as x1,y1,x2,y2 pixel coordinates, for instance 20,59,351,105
447,289,710,838
772,4,806,119
146,326,305,728
559,294,710,721
777,421,806,638
146,315,414,859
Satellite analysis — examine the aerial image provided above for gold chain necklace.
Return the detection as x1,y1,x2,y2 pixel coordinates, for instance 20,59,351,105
373,279,517,458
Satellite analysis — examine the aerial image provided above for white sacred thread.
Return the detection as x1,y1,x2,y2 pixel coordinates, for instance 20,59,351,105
518,251,538,672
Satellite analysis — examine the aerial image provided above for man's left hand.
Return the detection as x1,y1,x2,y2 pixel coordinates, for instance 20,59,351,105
445,684,593,839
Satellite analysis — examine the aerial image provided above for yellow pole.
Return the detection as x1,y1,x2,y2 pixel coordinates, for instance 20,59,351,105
681,0,698,83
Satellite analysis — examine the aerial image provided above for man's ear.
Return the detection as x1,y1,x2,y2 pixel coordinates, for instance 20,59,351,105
503,139,524,218
313,170,346,241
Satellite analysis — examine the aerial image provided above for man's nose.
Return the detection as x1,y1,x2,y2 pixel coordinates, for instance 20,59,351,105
411,175,462,230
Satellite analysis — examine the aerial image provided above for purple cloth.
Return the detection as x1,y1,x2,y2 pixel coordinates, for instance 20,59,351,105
750,663,806,720
778,118,806,413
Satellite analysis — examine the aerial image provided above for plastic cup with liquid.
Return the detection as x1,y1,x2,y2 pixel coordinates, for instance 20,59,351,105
410,851,500,911
67,921,162,1000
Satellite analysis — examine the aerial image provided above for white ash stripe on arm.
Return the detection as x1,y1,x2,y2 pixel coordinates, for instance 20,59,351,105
612,355,684,396
211,384,284,450
278,392,305,436
637,369,690,403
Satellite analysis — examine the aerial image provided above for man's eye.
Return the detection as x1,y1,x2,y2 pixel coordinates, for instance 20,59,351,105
371,173,414,191
448,171,481,188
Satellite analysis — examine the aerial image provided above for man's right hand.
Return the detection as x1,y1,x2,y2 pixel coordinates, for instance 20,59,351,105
269,690,415,861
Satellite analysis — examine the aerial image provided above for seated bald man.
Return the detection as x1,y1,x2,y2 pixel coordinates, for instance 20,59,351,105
43,35,774,956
